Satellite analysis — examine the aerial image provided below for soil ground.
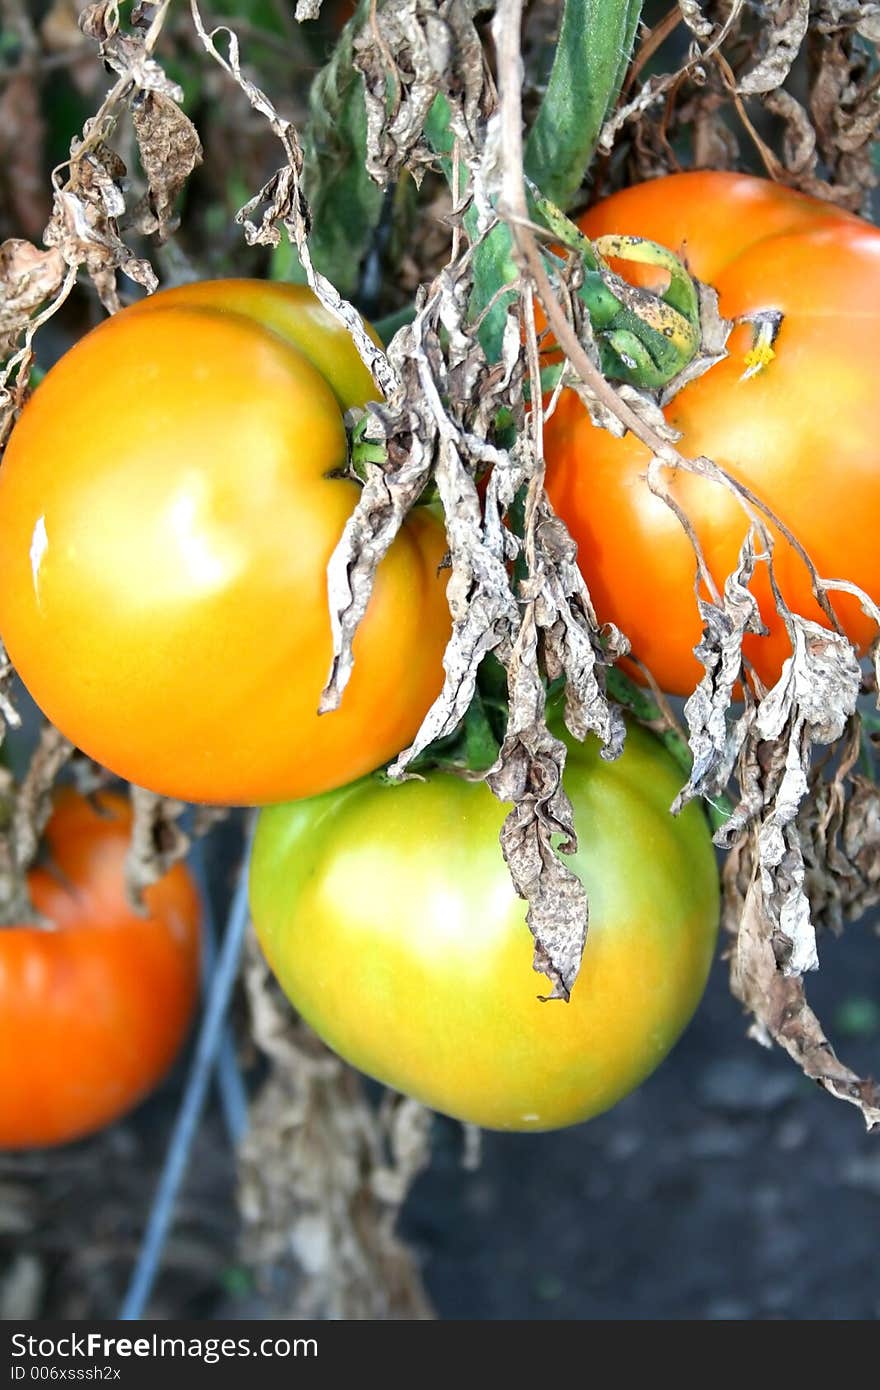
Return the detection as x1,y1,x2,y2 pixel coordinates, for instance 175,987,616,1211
404,914,880,1320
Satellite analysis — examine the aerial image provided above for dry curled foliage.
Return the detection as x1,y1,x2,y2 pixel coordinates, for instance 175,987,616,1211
605,0,880,214
239,939,433,1320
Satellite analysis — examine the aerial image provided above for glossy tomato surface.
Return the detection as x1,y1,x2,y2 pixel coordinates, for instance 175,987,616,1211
0,790,200,1149
249,723,720,1131
544,172,880,694
0,281,449,804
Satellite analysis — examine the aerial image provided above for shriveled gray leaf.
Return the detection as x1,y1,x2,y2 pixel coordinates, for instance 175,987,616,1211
749,619,862,976
0,725,73,929
125,786,189,908
240,940,433,1319
678,0,713,39
191,5,394,400
728,864,880,1131
320,398,437,709
814,2,880,41
131,90,203,241
353,0,486,188
597,1,744,153
487,608,587,1002
80,2,184,99
0,641,21,750
798,735,880,934
737,0,809,96
0,241,65,359
757,617,861,748
571,372,678,443
767,89,819,178
45,140,158,310
382,331,521,758
674,534,764,811
536,504,627,753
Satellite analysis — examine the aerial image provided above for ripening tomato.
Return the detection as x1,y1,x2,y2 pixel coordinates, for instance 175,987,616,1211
0,281,449,804
0,790,200,1149
544,172,880,694
249,722,720,1131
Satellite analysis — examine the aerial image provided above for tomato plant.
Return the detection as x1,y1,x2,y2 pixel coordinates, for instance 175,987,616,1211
0,790,200,1149
249,722,720,1131
0,281,450,805
544,172,880,695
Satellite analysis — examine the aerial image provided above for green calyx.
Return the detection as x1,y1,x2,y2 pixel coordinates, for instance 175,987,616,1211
531,189,702,391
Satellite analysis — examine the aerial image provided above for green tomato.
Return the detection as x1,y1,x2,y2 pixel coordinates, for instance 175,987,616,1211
249,722,720,1131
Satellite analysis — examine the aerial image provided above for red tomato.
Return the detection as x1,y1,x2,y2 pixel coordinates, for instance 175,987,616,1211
0,791,200,1149
544,172,880,694
0,281,450,804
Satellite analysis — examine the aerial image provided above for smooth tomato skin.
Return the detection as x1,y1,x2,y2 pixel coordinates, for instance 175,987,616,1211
249,723,719,1131
0,790,200,1149
126,279,382,414
0,282,449,804
544,172,880,695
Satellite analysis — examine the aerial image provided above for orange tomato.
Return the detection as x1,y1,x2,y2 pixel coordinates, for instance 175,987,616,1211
0,790,200,1149
544,172,880,694
0,281,449,804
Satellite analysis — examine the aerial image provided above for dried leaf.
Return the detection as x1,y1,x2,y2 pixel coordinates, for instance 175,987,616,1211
12,724,74,875
486,608,588,1002
763,89,818,178
45,141,157,311
0,724,73,929
0,640,21,749
81,3,184,99
0,241,65,359
737,0,809,96
239,941,433,1319
814,2,880,42
124,786,189,907
728,865,880,1131
597,1,744,153
131,90,203,241
674,534,764,810
353,0,485,188
677,0,713,40
799,761,880,933
748,619,861,976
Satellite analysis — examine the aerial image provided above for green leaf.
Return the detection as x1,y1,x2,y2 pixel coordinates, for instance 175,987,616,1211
471,222,519,361
524,0,643,210
424,96,517,362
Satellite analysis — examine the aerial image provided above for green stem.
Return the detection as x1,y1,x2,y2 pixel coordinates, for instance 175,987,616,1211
524,0,643,210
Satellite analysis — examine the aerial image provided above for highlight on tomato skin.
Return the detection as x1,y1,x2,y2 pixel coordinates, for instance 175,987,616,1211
248,721,721,1133
0,790,201,1151
0,280,451,807
543,171,880,697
